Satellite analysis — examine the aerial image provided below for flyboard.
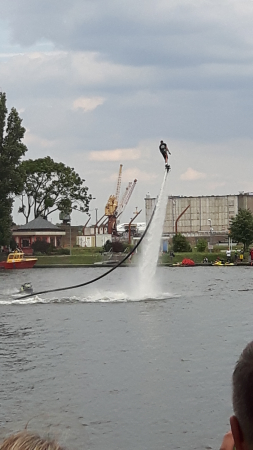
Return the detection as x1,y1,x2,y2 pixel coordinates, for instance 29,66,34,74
20,162,171,299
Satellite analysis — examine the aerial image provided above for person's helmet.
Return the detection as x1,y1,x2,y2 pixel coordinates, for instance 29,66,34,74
160,140,163,143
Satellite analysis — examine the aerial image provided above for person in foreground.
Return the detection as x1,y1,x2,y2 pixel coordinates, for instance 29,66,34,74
220,340,253,450
0,431,65,450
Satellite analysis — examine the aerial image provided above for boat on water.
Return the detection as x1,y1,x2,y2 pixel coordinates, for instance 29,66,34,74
0,250,37,269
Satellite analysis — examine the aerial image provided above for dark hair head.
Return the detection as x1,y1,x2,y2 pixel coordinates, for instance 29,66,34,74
0,431,65,450
232,341,253,447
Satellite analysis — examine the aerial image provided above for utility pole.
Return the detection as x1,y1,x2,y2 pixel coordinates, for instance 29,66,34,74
208,218,213,253
69,215,71,256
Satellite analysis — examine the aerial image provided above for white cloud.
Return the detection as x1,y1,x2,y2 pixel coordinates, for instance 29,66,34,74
72,96,105,112
121,167,158,182
24,130,55,149
180,167,207,181
89,148,141,162
108,167,157,183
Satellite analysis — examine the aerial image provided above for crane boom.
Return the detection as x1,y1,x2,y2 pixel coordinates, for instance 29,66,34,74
115,164,123,203
117,179,137,217
117,182,132,216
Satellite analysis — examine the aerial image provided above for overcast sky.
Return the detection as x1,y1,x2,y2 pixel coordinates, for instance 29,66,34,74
1,0,253,225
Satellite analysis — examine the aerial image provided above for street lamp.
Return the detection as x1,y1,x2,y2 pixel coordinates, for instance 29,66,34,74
208,218,212,252
69,214,72,256
172,199,176,233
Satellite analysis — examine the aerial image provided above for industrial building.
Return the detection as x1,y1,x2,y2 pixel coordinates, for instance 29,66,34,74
145,192,253,245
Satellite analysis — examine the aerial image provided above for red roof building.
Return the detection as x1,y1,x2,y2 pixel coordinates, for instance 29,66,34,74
12,217,66,254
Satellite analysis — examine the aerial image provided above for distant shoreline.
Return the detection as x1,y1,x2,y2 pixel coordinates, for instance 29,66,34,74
34,263,252,268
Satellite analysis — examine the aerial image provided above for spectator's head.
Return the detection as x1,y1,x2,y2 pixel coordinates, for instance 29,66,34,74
0,431,64,450
230,341,253,450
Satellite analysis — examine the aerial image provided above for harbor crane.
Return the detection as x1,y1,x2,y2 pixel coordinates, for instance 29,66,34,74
104,164,137,235
117,179,137,218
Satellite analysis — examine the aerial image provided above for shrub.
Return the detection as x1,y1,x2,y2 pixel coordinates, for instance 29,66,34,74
172,233,192,252
103,240,130,253
103,240,112,252
32,240,53,255
112,241,125,253
196,238,207,252
54,248,70,255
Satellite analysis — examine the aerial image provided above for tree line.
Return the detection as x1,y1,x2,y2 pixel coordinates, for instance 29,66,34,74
0,92,92,247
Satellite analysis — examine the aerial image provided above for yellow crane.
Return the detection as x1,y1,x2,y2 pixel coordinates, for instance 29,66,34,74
105,164,123,234
104,164,138,235
105,164,122,217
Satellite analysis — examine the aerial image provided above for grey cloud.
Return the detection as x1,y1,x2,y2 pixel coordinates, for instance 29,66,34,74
3,60,253,153
14,86,253,161
1,0,252,69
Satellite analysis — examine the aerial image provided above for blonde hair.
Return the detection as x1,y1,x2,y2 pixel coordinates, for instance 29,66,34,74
0,431,65,450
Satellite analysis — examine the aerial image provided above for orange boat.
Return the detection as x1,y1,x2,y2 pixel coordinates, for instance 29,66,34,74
0,250,37,269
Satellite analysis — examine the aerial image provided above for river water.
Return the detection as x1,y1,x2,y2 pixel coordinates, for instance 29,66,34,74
0,266,253,449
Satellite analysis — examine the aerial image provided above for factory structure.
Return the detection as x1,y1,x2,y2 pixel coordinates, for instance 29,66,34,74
145,192,253,246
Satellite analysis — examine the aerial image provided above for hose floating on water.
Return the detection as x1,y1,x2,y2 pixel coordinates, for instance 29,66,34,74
22,168,169,299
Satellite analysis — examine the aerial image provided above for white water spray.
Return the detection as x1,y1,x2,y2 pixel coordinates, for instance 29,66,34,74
137,170,169,298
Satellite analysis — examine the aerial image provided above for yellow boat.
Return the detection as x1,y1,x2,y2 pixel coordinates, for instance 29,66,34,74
0,250,37,269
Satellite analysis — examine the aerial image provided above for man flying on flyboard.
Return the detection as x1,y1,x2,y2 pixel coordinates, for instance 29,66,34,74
159,140,171,171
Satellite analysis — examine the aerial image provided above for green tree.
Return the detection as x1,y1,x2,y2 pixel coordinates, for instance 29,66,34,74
172,233,192,252
0,92,27,245
18,156,92,222
196,238,207,252
0,199,13,245
229,208,253,251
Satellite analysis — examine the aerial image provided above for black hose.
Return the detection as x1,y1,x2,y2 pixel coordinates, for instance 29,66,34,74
21,200,158,299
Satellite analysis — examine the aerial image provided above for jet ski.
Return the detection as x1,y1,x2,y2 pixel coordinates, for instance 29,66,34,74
20,282,33,293
12,282,33,298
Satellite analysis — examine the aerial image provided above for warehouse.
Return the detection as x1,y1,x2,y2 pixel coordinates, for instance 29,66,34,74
145,192,253,245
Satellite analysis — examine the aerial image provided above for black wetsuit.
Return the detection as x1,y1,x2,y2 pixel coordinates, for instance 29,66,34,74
159,142,167,161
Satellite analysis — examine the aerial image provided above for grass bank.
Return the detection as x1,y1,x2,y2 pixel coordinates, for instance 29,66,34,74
36,247,103,265
35,247,249,266
37,253,103,265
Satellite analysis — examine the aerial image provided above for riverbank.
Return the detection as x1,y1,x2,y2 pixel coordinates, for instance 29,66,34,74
34,260,252,268
34,249,249,267
34,263,251,268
